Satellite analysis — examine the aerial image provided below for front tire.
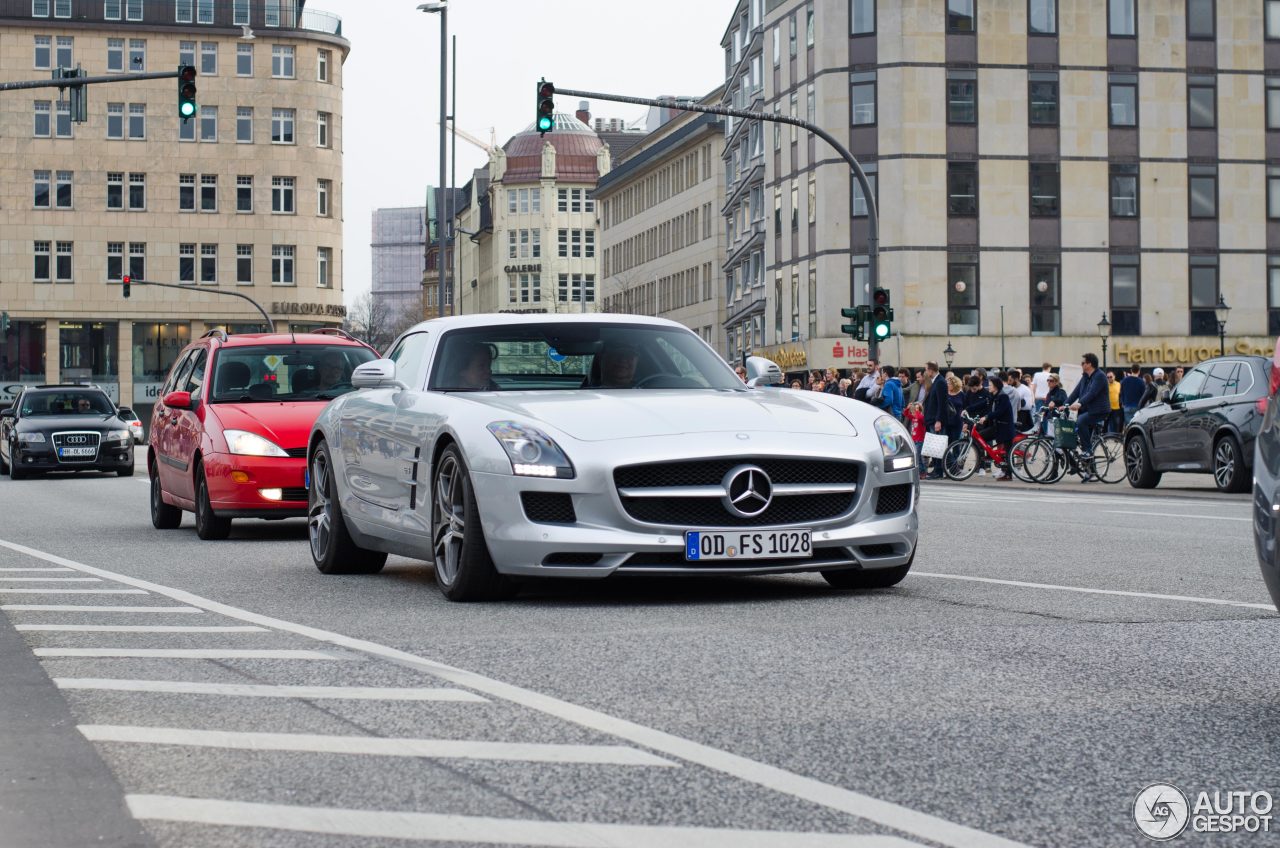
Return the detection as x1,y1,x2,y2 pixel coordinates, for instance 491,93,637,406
308,441,387,575
432,445,516,602
8,443,25,480
194,463,232,540
150,460,181,529
1125,435,1161,489
1213,434,1249,493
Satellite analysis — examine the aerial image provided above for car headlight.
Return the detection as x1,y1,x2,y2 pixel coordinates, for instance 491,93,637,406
874,415,915,472
106,429,131,442
16,432,46,444
487,421,575,478
224,429,289,458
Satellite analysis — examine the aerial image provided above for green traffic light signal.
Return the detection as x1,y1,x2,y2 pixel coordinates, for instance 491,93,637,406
178,64,198,120
871,287,893,340
536,80,555,134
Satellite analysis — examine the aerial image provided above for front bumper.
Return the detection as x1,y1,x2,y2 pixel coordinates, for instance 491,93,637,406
12,441,133,472
202,452,308,518
470,454,918,579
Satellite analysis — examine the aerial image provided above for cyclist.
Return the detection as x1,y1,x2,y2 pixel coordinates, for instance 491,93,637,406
976,376,1015,480
1067,352,1110,458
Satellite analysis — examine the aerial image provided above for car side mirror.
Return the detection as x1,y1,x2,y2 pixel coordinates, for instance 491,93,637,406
744,355,783,386
352,359,408,391
0,407,12,419
162,390,192,410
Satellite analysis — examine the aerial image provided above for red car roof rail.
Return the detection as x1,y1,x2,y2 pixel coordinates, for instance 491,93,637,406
310,327,359,343
201,328,229,342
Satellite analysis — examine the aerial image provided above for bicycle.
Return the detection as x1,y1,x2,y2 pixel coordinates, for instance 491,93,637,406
1020,410,1125,484
942,412,1039,483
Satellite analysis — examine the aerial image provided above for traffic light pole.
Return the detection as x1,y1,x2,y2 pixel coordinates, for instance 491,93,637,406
0,69,185,93
552,86,880,359
126,280,274,330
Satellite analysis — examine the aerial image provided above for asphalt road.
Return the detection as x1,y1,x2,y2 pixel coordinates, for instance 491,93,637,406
0,461,1274,848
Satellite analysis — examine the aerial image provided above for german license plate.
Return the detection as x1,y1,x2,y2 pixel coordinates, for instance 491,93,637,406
684,529,812,561
58,447,95,457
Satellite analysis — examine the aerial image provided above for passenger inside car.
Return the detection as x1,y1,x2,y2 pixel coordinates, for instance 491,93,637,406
315,352,350,391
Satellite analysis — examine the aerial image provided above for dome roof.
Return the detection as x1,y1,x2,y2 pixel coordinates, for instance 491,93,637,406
503,113,604,184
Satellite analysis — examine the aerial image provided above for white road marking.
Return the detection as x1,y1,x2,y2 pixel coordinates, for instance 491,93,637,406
53,679,488,702
1104,509,1251,521
17,625,267,633
0,537,1030,848
1,605,202,613
0,576,102,582
83,726,676,766
0,588,147,594
0,567,75,572
125,795,923,847
33,648,340,659
912,572,1276,611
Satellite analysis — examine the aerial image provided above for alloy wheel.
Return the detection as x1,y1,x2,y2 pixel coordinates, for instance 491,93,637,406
308,449,333,562
1214,440,1235,490
1125,439,1145,485
432,453,467,587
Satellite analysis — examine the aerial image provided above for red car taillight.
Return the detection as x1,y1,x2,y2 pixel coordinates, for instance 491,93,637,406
1262,362,1280,415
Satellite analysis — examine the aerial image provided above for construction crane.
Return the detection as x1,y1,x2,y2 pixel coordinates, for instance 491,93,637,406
443,120,496,155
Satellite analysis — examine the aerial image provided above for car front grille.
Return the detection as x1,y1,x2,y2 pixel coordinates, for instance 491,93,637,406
875,484,913,515
51,431,101,463
614,458,860,527
281,488,309,502
521,492,576,524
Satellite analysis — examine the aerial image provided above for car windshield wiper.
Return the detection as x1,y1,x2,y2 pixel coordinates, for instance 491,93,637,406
314,393,342,400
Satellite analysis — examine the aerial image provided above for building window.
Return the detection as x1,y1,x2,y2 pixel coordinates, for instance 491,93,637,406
948,71,977,124
32,0,49,15
1268,78,1280,129
1189,164,1217,218
34,36,50,69
236,245,253,284
1189,255,1219,335
1109,74,1137,126
851,0,875,33
1111,256,1141,335
789,13,797,57
1029,163,1059,217
237,175,253,212
54,0,70,14
199,105,216,141
807,267,818,341
200,244,217,284
1110,163,1138,217
773,185,782,233
850,71,876,125
33,100,50,137
55,101,71,137
196,0,212,24
107,38,123,72
104,0,120,20
272,176,295,213
272,108,294,143
237,43,253,76
1029,72,1058,125
1187,74,1216,128
317,247,332,288
55,241,73,282
127,38,144,70
948,161,978,216
851,164,878,217
272,45,295,78
103,102,122,138
56,36,72,68
318,49,331,82
317,179,330,217
33,170,50,209
200,174,216,212
1029,0,1056,33
948,258,979,335
1187,0,1214,38
55,170,72,208
236,106,252,142
200,41,217,75
234,0,249,25
179,40,195,67
272,245,295,285
128,242,145,279
128,103,145,139
317,112,330,147
179,113,194,141
179,243,195,283
557,273,594,303
808,172,817,225
948,0,975,32
128,172,145,210
106,172,123,210
179,174,195,211
1109,0,1135,35
265,0,282,26
1030,262,1060,335
107,242,123,281
34,241,51,282
791,182,799,230
175,0,191,21
1270,257,1280,336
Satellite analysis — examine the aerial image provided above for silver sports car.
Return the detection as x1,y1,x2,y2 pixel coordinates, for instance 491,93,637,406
306,315,919,601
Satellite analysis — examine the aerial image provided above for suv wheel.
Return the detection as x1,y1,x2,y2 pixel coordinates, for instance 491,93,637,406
194,463,232,540
308,441,386,574
1124,435,1161,489
150,459,182,529
1213,434,1249,493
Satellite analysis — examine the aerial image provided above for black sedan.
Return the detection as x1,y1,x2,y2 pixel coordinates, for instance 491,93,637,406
1123,354,1269,493
0,386,135,480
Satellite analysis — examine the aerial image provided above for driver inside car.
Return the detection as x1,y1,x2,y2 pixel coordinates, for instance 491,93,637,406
599,343,639,388
316,352,349,391
453,342,499,390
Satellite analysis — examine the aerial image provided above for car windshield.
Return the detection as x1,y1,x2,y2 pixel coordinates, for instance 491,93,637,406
429,323,745,392
209,344,377,403
21,391,115,416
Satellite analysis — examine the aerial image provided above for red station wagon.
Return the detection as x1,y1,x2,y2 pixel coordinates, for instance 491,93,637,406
148,328,377,539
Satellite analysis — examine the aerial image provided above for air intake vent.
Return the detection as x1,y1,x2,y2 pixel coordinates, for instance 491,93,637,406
875,484,913,515
541,552,603,566
521,492,576,524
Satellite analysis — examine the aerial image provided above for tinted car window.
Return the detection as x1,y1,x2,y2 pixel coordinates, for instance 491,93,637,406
1173,366,1208,401
387,333,431,391
1205,362,1240,398
166,351,197,397
182,349,208,396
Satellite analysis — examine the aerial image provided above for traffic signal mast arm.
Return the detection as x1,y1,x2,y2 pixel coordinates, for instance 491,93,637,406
0,69,189,92
122,278,273,329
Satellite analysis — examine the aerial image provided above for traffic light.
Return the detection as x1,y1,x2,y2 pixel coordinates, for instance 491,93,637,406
122,274,131,299
536,80,555,134
871,288,893,340
178,64,198,120
840,306,866,341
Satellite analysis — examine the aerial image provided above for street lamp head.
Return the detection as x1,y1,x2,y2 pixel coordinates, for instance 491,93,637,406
417,1,446,12
1215,294,1231,325
1097,311,1112,339
943,341,956,368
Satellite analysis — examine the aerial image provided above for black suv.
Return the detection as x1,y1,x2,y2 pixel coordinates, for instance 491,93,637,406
0,385,135,480
1123,355,1270,493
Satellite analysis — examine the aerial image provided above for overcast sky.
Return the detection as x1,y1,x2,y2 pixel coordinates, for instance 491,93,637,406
319,0,733,304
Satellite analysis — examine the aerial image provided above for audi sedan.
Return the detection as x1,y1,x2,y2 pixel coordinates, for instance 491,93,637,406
305,315,920,601
0,386,135,479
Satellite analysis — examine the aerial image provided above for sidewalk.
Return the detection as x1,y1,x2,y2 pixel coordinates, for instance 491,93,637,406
922,471,1248,500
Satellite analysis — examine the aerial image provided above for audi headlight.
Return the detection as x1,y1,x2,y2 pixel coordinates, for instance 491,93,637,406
224,429,289,458
17,432,46,444
874,415,915,472
106,429,131,442
487,421,574,478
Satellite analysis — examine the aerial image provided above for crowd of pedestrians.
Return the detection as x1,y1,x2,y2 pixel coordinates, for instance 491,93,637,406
782,357,1191,481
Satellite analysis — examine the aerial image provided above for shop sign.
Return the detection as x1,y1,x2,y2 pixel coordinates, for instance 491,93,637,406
829,339,873,368
270,302,347,317
503,264,542,274
759,345,808,369
134,382,166,402
0,382,44,404
1115,339,1273,365
499,307,548,314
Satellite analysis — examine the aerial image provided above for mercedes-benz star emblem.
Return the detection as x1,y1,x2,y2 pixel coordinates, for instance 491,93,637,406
722,464,773,518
